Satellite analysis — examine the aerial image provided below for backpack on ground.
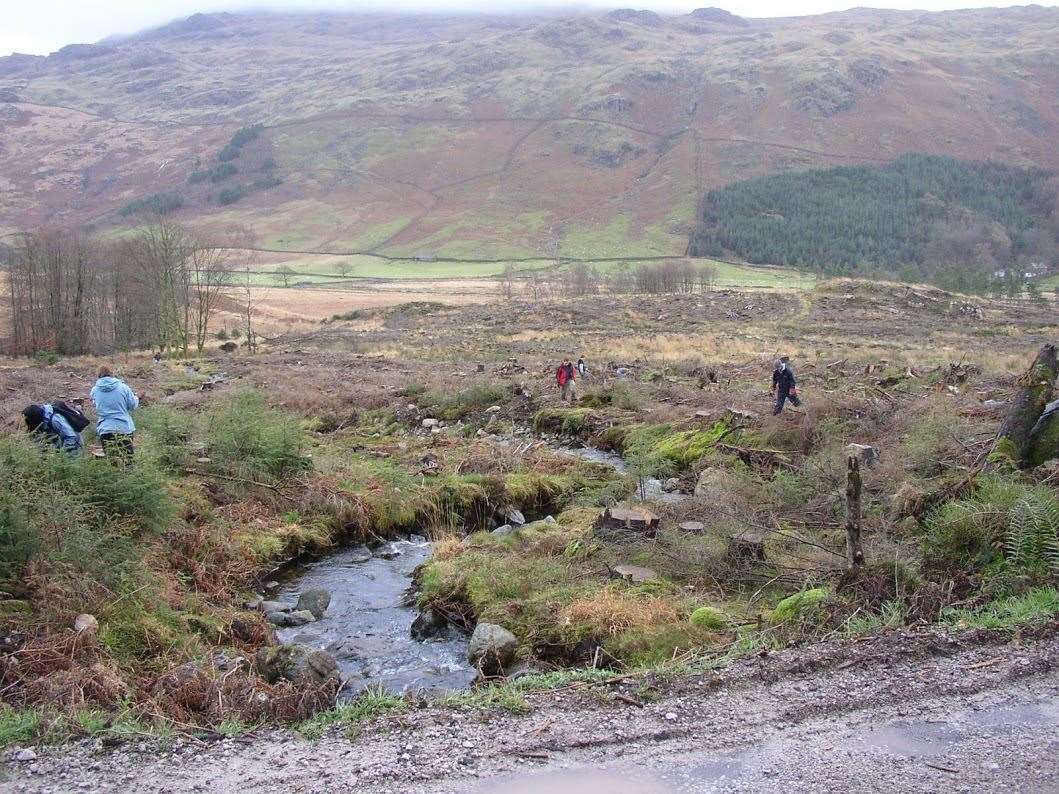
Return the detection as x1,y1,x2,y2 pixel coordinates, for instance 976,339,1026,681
52,400,90,433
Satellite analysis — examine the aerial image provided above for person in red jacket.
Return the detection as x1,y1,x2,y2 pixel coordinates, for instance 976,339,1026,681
556,358,578,403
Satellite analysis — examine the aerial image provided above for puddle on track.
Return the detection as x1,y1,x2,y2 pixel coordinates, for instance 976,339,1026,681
274,540,475,696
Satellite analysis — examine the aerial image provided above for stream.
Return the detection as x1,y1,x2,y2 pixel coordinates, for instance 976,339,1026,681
271,436,676,695
272,539,476,696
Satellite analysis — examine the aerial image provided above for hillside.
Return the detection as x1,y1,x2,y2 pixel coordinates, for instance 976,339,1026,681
689,154,1059,289
1,6,1058,262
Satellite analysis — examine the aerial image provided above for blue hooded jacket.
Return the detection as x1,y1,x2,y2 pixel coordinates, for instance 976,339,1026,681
90,376,139,436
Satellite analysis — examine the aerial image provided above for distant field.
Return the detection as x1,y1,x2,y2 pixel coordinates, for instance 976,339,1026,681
238,250,814,290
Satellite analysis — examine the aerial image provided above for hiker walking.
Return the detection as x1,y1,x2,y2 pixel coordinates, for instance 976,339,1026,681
576,357,588,381
556,358,578,403
90,366,140,462
22,402,85,455
771,356,801,415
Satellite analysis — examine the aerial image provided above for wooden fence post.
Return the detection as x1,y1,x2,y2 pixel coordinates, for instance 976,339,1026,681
845,456,864,571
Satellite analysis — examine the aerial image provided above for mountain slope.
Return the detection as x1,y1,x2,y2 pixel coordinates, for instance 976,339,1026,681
0,6,1057,261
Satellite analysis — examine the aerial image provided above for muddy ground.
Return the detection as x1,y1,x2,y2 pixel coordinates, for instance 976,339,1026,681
4,625,1056,793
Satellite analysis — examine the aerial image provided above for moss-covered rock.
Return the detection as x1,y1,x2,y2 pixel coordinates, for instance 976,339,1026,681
769,587,830,624
689,606,728,631
1028,410,1059,467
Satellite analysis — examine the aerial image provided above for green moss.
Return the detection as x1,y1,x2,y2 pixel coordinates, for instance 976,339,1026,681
1028,414,1059,467
769,587,831,624
532,408,593,435
689,606,729,631
615,420,731,471
603,624,708,667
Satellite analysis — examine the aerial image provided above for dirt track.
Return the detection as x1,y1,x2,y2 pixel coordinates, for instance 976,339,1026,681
3,626,1056,793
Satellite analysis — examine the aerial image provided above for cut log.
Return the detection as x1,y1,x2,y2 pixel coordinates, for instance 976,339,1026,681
595,507,660,538
996,344,1057,466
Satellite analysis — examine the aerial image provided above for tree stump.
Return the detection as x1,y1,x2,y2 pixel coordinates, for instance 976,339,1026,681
727,533,766,562
997,344,1058,466
678,521,706,534
595,507,660,539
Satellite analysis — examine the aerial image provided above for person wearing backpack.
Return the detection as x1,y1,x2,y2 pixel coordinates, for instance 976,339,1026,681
22,403,84,455
90,366,140,461
555,358,577,403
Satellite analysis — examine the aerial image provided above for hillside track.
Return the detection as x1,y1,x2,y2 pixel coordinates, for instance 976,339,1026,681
5,626,1056,793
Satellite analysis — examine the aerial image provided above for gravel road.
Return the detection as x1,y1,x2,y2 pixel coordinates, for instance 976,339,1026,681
3,626,1057,793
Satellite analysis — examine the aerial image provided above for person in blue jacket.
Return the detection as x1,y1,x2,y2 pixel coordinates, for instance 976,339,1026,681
22,404,83,456
90,366,140,461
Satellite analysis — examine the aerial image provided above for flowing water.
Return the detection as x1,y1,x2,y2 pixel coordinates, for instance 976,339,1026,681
555,444,686,505
272,539,475,696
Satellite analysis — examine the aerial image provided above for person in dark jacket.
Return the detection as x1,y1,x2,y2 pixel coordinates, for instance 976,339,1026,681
23,404,83,455
771,356,801,415
90,366,140,462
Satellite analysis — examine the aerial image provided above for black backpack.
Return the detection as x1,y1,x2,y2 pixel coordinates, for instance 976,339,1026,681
52,400,90,433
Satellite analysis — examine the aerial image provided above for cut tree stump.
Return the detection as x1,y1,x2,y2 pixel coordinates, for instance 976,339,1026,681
678,521,706,534
997,344,1058,466
595,507,660,538
727,533,766,562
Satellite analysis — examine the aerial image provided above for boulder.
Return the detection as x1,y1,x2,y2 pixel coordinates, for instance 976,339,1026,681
73,613,98,633
491,524,516,538
506,509,526,526
846,443,880,468
694,468,728,500
611,564,658,583
296,589,331,620
256,644,340,685
410,607,448,640
421,418,440,428
467,623,517,675
662,477,682,493
266,609,316,627
259,600,291,615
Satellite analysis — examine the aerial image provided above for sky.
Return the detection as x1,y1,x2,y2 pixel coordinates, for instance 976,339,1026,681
2,0,1048,57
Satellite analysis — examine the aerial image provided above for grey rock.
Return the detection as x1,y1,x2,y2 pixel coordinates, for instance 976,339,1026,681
13,748,37,762
259,600,291,614
467,622,517,675
543,515,557,524
411,607,448,640
611,564,658,583
296,589,331,620
375,543,401,560
421,418,440,428
266,609,316,627
694,467,727,499
662,477,682,493
409,534,428,544
506,509,526,526
73,613,98,633
846,443,880,468
255,643,339,685
491,524,516,538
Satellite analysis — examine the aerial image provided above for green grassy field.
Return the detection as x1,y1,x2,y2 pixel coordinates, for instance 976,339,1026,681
242,254,814,290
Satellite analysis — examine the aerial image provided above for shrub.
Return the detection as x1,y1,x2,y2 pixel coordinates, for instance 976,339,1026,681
689,605,728,630
119,192,183,217
923,475,1059,574
217,186,247,206
769,587,830,624
421,385,510,421
206,391,309,481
